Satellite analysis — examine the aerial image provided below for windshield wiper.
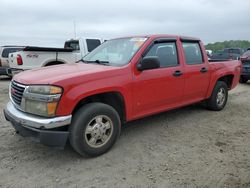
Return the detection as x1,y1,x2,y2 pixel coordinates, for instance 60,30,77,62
84,59,110,65
94,60,109,64
76,58,86,63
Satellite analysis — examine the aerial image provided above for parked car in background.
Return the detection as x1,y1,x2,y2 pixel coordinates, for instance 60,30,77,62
0,46,24,76
206,50,212,56
4,34,241,157
8,38,105,75
240,49,250,83
210,48,245,60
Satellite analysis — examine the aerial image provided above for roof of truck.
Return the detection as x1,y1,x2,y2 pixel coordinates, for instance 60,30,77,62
114,34,200,41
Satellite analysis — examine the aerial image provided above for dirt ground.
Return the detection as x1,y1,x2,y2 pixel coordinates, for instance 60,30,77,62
0,76,250,188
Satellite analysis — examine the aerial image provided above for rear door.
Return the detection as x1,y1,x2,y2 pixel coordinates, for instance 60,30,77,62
132,39,185,118
181,40,211,103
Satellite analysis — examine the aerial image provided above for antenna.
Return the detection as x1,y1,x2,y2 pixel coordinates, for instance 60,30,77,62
73,20,77,39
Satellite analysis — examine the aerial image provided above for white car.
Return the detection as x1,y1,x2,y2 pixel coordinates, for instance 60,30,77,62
0,46,24,76
8,38,105,75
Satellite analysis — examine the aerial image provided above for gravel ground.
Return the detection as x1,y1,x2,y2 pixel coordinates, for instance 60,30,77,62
0,76,250,188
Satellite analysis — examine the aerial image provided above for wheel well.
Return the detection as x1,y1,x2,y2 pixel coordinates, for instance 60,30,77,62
72,92,126,123
45,61,64,66
218,75,234,89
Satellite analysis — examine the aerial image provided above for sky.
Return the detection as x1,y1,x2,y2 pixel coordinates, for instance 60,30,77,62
0,0,250,47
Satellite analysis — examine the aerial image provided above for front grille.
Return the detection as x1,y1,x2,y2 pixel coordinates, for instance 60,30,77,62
10,81,26,106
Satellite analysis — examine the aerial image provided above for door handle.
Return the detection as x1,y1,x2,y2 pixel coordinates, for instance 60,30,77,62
200,67,208,73
173,70,183,77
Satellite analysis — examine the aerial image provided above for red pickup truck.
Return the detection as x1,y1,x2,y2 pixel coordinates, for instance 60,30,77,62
4,35,241,156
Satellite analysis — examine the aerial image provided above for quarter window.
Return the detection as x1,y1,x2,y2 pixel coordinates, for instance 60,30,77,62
144,42,179,67
182,42,203,65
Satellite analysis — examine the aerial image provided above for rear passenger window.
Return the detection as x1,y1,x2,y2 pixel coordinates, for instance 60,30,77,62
86,39,101,52
182,42,203,65
2,48,23,58
144,42,178,67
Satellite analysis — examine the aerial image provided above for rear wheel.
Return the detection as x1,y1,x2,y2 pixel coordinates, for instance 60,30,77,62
206,81,228,111
69,102,121,157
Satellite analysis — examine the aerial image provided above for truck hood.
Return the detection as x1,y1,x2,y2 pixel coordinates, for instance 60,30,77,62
13,63,121,85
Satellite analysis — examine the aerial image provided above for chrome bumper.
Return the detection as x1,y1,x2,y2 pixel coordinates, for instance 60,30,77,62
10,68,23,76
0,67,14,76
4,102,72,129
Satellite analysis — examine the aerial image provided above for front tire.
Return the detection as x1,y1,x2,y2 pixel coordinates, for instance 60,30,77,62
206,81,228,111
69,102,121,157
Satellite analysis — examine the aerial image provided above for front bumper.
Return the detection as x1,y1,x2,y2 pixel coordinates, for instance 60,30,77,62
241,65,250,77
241,75,250,79
9,68,23,76
4,102,72,148
0,67,9,76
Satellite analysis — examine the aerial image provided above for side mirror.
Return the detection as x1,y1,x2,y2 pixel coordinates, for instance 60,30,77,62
137,56,160,71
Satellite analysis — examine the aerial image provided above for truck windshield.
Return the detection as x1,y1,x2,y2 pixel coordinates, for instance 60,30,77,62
82,37,147,66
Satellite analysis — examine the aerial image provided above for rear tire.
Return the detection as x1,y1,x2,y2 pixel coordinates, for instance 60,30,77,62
239,77,248,83
206,81,228,111
69,102,121,157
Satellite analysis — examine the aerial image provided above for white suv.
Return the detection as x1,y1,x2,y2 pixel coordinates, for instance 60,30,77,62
0,46,24,76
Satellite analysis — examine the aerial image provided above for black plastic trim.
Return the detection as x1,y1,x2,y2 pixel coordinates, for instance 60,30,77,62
23,46,73,52
4,109,69,148
180,37,200,42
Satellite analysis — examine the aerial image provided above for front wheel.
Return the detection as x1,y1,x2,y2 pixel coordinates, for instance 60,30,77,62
206,81,228,111
69,102,121,157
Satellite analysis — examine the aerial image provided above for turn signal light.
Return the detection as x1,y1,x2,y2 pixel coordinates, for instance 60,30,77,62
47,102,58,116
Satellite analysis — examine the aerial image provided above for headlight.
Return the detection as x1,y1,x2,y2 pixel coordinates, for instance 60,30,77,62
23,85,63,117
27,85,62,95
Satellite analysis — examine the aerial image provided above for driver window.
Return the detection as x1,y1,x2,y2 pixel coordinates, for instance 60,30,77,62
144,42,179,67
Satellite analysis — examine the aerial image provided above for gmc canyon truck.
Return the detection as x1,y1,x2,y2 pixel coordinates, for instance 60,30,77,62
4,35,241,157
8,38,105,76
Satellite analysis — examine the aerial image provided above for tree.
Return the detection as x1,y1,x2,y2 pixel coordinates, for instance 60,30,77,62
205,40,250,52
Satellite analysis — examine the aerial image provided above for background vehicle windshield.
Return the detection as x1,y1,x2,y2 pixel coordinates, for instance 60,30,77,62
64,40,80,51
83,37,147,66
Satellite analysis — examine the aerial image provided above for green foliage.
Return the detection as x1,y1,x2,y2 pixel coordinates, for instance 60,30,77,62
205,40,250,52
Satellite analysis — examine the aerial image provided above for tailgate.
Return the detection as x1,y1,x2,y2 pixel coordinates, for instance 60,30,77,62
8,52,20,69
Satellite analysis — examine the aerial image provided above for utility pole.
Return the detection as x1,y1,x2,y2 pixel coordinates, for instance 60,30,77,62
73,20,77,39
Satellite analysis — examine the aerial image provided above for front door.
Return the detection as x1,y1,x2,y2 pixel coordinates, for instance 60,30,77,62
132,41,185,119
